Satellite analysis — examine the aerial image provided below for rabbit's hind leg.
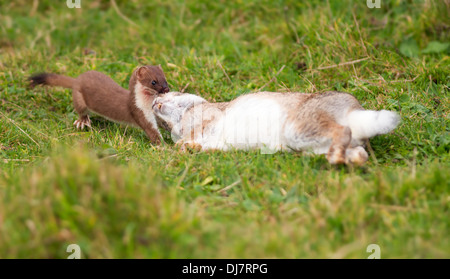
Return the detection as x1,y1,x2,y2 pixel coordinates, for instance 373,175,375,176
326,125,352,165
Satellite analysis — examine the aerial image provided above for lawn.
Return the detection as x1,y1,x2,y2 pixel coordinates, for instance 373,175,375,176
0,0,448,258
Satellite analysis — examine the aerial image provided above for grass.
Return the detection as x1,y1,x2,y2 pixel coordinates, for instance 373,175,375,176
0,0,449,258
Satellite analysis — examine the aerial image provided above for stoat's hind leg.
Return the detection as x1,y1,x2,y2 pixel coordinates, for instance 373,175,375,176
74,115,91,130
73,90,91,130
345,146,368,166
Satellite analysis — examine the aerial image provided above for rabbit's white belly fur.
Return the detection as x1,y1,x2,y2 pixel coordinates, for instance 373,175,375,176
199,97,286,151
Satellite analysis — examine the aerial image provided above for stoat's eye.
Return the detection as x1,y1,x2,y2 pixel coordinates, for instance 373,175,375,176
151,80,157,85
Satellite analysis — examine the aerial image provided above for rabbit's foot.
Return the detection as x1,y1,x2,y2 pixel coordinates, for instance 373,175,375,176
345,146,368,166
176,140,203,152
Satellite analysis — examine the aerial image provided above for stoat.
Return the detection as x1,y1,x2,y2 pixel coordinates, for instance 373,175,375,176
29,65,169,144
152,91,400,165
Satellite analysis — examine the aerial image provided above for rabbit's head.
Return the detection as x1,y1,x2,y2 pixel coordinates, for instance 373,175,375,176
152,92,207,136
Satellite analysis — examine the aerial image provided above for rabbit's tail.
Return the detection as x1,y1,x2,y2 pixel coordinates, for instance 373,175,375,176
347,109,400,140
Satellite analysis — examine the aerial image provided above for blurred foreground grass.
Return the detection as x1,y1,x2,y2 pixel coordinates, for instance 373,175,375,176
1,145,448,258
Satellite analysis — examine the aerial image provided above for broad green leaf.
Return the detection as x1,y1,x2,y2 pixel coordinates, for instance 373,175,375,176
399,38,420,57
422,41,450,54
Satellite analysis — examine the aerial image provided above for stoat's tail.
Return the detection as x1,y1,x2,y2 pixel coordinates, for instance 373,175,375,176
347,109,400,140
29,73,76,89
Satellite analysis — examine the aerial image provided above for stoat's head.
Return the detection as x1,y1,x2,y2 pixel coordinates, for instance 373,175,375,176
130,65,170,98
152,92,207,136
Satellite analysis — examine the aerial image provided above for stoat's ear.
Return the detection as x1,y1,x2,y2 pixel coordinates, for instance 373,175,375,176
157,64,163,70
136,66,148,80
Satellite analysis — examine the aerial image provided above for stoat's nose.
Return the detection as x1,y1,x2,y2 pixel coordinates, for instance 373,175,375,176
162,87,169,93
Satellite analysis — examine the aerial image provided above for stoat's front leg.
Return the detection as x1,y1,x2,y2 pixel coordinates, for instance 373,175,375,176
73,115,91,130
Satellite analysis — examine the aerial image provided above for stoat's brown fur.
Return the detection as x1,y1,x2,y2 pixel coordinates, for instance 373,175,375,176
29,65,169,144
